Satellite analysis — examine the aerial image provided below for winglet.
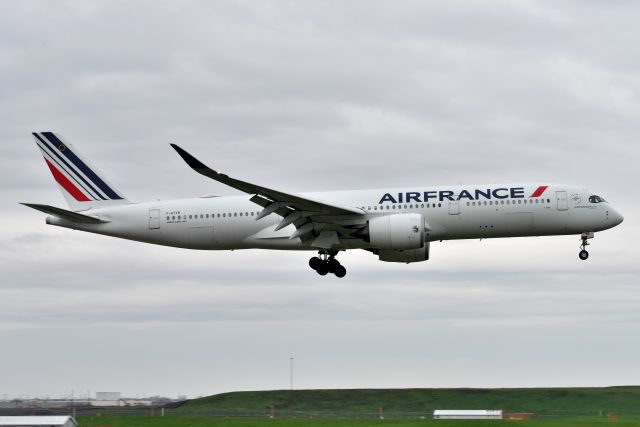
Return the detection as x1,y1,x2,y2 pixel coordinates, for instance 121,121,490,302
170,144,210,171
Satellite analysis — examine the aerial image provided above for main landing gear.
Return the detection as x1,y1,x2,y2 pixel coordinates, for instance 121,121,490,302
579,232,594,260
309,250,347,278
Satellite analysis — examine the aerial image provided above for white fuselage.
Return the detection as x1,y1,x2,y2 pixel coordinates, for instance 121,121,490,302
46,183,623,252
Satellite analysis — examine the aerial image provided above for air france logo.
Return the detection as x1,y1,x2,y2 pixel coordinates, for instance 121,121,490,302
378,185,548,204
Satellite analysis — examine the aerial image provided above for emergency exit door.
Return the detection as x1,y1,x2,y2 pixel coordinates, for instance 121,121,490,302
448,196,460,215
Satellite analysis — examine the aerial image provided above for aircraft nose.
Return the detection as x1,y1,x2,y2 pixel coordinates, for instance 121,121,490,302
610,208,624,226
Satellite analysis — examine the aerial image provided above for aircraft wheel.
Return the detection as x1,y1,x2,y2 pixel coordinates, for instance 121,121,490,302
334,265,347,278
327,258,340,273
316,262,329,276
309,257,322,270
579,250,589,260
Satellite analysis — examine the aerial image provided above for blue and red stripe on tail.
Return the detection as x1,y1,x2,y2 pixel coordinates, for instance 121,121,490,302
32,132,130,211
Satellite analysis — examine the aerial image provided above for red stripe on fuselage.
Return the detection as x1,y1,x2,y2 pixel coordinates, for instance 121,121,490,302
530,185,548,198
44,158,91,201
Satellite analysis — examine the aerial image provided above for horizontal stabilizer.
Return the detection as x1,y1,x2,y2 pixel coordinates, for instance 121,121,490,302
21,203,106,223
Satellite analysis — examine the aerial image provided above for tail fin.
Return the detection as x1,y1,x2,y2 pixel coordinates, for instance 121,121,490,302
32,132,130,211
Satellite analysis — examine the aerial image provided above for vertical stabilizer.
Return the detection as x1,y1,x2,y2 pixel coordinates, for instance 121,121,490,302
32,132,130,211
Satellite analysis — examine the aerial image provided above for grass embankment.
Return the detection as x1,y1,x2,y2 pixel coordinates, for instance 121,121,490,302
172,387,640,416
77,416,640,427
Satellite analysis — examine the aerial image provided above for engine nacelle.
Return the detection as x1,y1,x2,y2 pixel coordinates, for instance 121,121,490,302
368,213,425,250
378,242,430,263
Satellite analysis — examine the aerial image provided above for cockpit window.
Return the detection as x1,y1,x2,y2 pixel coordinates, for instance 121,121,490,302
589,195,606,203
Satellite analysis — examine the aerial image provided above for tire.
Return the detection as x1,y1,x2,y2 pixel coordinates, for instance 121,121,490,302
334,265,347,278
316,262,329,275
579,250,589,260
309,257,322,270
327,258,340,273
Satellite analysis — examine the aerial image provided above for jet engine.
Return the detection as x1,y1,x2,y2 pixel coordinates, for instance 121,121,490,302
368,213,425,250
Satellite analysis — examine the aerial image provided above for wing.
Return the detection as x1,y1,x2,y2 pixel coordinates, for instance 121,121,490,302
170,144,366,248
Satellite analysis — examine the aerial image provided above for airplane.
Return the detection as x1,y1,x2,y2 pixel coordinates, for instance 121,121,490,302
23,132,624,278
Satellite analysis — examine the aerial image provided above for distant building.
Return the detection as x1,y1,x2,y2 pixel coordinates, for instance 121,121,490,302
434,410,503,419
0,416,77,427
91,399,152,407
93,392,151,407
95,392,120,401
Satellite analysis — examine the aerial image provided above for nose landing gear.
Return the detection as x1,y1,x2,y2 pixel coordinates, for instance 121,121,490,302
309,250,347,278
579,232,594,260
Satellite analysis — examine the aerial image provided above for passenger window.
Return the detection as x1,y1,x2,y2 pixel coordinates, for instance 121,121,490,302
421,204,424,208
438,203,442,208
166,216,170,220
518,200,522,204
234,213,237,217
251,212,254,216
172,216,175,220
466,202,470,206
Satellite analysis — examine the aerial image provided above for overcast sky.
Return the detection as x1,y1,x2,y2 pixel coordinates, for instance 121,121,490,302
1,1,639,400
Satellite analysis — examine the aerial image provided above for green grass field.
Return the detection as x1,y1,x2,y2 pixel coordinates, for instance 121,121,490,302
171,387,640,416
74,387,640,426
77,416,640,427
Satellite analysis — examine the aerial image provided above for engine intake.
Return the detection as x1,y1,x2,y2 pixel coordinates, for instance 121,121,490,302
368,213,425,250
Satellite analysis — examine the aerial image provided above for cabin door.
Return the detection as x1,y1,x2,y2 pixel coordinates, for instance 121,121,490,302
149,209,161,229
556,191,568,211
